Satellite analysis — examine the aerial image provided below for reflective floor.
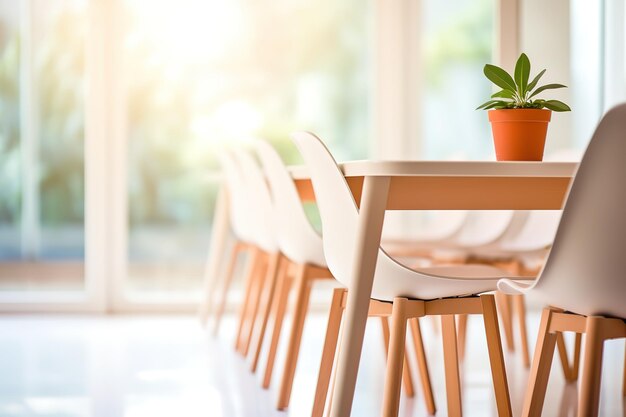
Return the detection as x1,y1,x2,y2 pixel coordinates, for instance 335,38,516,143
0,311,624,417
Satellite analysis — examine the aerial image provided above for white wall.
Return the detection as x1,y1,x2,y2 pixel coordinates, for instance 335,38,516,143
520,0,572,154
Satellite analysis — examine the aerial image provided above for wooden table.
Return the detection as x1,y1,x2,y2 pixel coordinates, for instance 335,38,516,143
202,160,578,416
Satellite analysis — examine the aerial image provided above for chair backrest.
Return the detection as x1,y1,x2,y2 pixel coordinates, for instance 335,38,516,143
255,140,325,265
293,131,515,301
231,148,278,253
499,149,583,251
416,210,468,241
217,151,255,243
453,210,517,247
499,210,562,251
531,103,626,318
291,132,364,283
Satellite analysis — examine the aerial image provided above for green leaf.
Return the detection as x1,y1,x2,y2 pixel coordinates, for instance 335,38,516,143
529,83,567,99
483,101,509,110
491,89,515,99
542,100,571,112
476,100,499,110
526,69,546,94
532,99,546,108
514,53,531,96
483,64,517,91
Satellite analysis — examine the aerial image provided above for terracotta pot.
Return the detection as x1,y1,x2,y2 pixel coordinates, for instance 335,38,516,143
488,109,552,161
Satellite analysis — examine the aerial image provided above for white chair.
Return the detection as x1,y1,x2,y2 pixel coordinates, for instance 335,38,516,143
381,211,514,260
229,149,281,358
470,148,583,269
498,103,626,417
212,151,268,342
292,131,529,417
254,140,433,414
463,149,585,366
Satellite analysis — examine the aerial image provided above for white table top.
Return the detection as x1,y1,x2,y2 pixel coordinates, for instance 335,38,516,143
288,160,579,179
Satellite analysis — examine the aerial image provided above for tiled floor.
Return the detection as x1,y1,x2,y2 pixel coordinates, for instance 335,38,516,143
0,312,623,417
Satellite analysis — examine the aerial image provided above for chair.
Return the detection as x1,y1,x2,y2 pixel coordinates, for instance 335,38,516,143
211,151,268,342
382,211,514,260
229,149,282,358
292,131,528,417
464,210,560,366
469,148,583,272
455,149,584,367
497,103,626,417
254,141,434,413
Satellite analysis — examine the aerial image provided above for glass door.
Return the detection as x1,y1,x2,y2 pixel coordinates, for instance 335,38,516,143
0,0,88,302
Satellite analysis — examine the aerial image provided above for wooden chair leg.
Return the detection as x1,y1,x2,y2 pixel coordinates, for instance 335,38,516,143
556,332,574,382
513,294,530,368
380,317,414,398
312,288,345,417
578,316,605,417
521,308,558,417
409,317,436,415
250,253,282,372
213,242,243,336
235,248,262,352
495,291,515,351
262,264,293,388
381,298,408,417
457,314,468,362
556,331,583,383
481,294,512,417
241,256,268,356
441,314,462,417
572,332,582,381
276,264,312,410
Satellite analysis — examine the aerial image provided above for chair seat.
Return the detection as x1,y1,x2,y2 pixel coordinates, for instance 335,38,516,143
368,249,535,302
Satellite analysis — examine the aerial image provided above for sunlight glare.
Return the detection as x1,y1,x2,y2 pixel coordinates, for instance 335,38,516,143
128,0,244,66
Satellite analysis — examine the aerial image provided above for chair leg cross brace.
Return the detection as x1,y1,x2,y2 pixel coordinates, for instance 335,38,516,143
522,308,626,417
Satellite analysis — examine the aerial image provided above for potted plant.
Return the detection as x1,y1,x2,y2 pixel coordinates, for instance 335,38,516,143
477,53,571,161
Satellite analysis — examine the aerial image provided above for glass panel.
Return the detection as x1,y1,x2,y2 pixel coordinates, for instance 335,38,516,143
420,0,494,160
123,0,371,299
0,0,86,292
0,2,22,264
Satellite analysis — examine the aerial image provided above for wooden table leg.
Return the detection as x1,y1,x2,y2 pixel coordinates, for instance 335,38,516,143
328,176,390,417
199,185,230,326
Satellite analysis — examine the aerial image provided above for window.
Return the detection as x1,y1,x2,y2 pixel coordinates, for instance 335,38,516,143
0,0,86,294
121,0,371,300
419,0,494,160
